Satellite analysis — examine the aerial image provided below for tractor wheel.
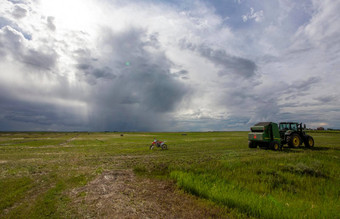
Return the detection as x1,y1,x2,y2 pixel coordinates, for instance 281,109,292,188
288,133,301,148
304,136,314,148
248,141,256,148
271,141,280,151
161,144,168,150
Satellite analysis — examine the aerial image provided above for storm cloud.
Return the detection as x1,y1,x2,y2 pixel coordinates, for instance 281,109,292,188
0,0,339,131
180,40,257,78
0,26,57,69
85,28,190,131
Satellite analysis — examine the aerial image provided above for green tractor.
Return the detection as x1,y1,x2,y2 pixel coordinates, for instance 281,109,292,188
248,122,314,150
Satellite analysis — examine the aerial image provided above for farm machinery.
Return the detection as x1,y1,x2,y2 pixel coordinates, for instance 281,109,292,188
248,122,314,150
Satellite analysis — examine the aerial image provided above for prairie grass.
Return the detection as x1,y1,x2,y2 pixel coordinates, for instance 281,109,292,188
0,131,339,218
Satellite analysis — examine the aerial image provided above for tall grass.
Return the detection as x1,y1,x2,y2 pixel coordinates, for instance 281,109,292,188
170,169,338,218
171,171,289,218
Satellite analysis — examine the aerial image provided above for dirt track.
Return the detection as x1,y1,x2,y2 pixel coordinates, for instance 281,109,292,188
70,170,225,218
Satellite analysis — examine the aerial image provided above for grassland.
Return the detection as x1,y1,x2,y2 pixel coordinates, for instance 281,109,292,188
0,131,339,218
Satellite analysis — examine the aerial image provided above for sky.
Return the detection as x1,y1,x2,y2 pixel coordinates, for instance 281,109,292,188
0,0,339,131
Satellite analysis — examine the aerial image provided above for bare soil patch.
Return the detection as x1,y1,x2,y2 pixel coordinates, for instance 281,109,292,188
70,170,225,218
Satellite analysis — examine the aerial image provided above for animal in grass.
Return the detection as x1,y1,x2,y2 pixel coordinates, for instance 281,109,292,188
150,138,167,150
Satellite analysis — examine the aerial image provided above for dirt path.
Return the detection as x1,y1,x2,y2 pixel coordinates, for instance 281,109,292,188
70,170,225,218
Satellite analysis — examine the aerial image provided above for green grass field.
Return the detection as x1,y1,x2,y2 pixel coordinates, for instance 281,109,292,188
0,131,339,218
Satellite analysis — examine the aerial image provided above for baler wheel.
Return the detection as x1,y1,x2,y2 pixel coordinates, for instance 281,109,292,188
271,141,280,151
248,142,257,148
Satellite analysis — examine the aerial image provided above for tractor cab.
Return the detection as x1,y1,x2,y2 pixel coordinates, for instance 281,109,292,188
279,122,305,136
279,122,298,131
278,122,313,148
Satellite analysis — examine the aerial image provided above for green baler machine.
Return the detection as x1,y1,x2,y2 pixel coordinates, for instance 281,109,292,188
248,122,281,150
248,121,315,150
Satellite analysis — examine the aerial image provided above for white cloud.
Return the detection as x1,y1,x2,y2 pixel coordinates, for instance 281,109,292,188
242,7,264,23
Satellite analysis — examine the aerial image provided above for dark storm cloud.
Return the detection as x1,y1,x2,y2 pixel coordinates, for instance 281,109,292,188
85,27,191,131
3,103,59,126
278,94,337,108
0,25,57,69
172,69,189,77
177,70,188,75
221,88,281,124
171,70,189,79
75,49,117,85
253,98,280,120
92,68,116,80
198,46,257,77
247,76,323,125
282,77,320,100
76,64,116,85
22,49,57,69
255,78,320,118
179,39,257,77
217,76,322,127
287,76,319,92
0,91,86,131
174,116,251,131
314,95,337,103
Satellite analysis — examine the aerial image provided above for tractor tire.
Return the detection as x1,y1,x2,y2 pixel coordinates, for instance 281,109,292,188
287,133,301,148
304,136,314,148
271,141,281,151
248,141,256,148
161,144,168,150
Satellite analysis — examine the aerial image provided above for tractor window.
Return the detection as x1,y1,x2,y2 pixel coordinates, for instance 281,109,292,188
279,123,289,130
290,123,297,131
